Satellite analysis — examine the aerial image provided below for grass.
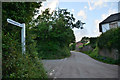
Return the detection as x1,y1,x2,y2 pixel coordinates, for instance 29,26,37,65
78,45,83,48
78,42,90,49
81,47,119,65
84,42,90,46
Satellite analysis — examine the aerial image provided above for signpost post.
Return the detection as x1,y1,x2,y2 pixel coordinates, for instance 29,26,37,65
7,18,25,54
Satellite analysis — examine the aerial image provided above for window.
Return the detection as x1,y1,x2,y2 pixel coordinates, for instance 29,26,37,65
102,24,110,33
109,22,118,29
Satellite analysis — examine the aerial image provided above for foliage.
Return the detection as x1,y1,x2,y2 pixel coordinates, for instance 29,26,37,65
89,47,99,57
89,37,97,48
97,28,120,53
80,28,120,65
80,37,89,44
3,40,47,78
79,37,96,49
82,47,118,65
78,45,83,48
2,2,47,78
69,43,76,50
83,42,90,46
33,8,81,59
89,37,97,44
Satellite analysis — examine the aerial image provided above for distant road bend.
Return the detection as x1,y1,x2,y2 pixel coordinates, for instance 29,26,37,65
42,51,118,78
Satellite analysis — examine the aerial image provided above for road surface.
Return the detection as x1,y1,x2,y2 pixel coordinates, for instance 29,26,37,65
42,51,118,78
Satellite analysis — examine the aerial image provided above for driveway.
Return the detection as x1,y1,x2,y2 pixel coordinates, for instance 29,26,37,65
42,51,118,78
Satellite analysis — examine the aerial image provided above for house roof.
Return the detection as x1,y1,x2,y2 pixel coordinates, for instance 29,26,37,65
76,41,81,44
99,12,120,32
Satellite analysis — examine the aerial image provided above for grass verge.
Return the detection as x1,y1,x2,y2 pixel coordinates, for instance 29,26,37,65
81,47,119,65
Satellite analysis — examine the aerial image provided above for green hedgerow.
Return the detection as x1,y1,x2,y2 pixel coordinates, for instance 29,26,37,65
97,28,120,53
2,33,47,78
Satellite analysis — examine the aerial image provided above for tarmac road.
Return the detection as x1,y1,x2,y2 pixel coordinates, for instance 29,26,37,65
42,51,118,78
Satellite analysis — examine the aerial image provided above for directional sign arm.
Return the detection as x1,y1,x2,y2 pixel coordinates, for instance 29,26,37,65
7,18,22,27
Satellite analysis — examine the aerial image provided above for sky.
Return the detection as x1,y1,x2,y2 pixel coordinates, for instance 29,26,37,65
37,0,119,42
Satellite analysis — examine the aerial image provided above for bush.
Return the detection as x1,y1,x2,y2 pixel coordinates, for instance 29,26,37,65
81,28,120,64
89,37,98,49
83,47,118,64
69,43,76,50
97,28,120,64
3,52,47,78
89,47,99,57
33,9,77,59
2,38,47,78
89,37,97,44
97,28,120,53
2,2,48,78
37,41,71,59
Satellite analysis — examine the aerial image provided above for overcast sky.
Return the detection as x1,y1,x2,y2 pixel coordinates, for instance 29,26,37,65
37,0,119,42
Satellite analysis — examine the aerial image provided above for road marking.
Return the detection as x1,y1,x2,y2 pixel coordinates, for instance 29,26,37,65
49,72,53,76
52,70,55,72
54,77,57,80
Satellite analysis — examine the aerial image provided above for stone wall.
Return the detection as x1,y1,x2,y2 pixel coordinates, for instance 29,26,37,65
98,48,119,60
76,45,93,52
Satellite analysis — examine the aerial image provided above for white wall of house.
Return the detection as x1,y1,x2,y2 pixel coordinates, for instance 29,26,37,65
102,23,110,33
118,21,120,27
101,21,120,33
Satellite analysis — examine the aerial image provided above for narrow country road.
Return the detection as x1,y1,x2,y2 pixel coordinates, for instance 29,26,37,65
42,51,118,78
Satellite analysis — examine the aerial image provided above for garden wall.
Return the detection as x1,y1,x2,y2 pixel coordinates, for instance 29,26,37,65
98,48,119,60
76,45,93,52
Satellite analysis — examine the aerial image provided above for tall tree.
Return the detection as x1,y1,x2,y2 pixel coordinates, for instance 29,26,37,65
32,8,81,59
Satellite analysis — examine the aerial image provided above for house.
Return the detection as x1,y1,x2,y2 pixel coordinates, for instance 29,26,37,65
99,12,120,33
75,37,91,51
75,41,83,51
76,42,83,48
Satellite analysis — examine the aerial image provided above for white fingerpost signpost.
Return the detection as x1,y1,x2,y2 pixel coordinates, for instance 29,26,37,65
7,18,25,54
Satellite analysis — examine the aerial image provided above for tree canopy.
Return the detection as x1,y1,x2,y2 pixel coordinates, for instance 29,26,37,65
32,8,82,59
